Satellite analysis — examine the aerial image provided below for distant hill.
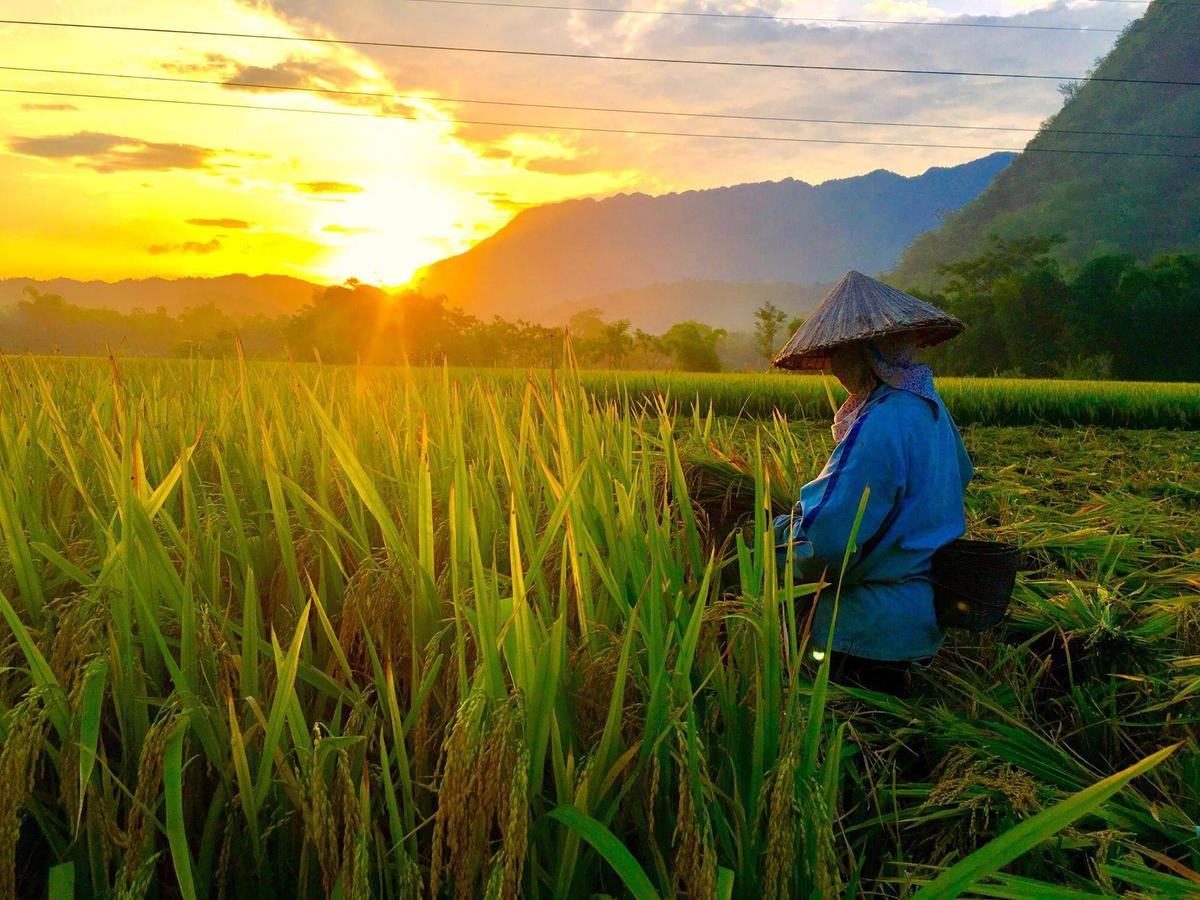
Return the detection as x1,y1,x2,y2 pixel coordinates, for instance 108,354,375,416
543,280,832,332
0,274,322,318
416,153,1015,321
892,0,1199,289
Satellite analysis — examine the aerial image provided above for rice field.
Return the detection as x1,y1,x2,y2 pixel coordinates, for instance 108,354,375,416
575,370,1200,429
1,356,1198,898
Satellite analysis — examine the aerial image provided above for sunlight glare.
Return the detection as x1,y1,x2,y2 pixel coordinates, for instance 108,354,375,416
316,178,477,287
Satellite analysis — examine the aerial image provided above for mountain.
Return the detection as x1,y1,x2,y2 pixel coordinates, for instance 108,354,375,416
543,280,833,333
0,274,322,318
892,0,1199,289
415,153,1015,321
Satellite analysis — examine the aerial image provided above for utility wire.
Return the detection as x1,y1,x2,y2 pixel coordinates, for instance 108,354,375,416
400,0,1127,32
8,64,1199,140
4,87,1198,159
2,19,1196,86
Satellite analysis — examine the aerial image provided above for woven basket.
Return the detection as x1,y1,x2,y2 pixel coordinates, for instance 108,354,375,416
931,539,1020,632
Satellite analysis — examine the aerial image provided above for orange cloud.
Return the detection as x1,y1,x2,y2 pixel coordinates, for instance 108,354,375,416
296,180,365,194
147,239,222,256
323,224,373,234
522,156,601,176
187,218,251,229
229,57,365,93
160,52,232,75
10,132,219,173
480,192,535,213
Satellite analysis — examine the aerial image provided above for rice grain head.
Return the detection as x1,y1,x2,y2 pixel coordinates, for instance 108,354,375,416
116,702,182,895
671,728,717,900
761,734,799,899
431,689,529,899
0,689,51,898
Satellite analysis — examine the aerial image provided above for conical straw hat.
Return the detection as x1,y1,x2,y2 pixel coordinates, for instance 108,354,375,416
772,270,964,370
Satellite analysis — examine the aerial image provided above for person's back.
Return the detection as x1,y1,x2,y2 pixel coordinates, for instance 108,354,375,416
857,386,973,587
768,271,973,675
779,383,973,661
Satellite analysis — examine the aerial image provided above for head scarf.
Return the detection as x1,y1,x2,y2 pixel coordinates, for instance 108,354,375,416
831,337,939,443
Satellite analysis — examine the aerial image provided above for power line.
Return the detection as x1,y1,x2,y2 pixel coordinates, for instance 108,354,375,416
4,87,1198,159
8,64,1199,140
400,0,1127,32
3,19,1197,86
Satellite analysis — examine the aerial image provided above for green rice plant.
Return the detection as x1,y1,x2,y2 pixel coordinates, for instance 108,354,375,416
0,355,1195,898
573,369,1200,429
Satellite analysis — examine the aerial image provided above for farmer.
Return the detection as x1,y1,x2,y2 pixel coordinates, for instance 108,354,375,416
771,271,973,692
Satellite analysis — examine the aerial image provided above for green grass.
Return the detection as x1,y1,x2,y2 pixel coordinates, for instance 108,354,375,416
0,355,1197,898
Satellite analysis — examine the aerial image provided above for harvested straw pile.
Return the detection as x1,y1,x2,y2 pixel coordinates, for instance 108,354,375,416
682,453,791,547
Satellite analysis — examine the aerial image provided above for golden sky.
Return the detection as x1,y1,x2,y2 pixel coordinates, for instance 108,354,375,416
0,0,641,284
0,0,1137,286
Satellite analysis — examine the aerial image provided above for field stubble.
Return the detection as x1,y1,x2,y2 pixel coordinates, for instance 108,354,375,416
0,356,1197,898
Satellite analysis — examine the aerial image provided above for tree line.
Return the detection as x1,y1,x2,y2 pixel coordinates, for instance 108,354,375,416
0,281,764,372
4,240,1197,381
910,237,1200,382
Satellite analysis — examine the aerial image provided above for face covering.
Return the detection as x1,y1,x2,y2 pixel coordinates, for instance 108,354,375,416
830,338,939,443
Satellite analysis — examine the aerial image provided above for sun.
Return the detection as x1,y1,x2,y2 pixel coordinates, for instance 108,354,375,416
311,174,488,288
320,233,435,288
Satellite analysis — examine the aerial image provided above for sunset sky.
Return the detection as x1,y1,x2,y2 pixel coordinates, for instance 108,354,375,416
0,0,1143,286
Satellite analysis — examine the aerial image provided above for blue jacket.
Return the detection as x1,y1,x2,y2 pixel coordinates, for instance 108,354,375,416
773,383,974,661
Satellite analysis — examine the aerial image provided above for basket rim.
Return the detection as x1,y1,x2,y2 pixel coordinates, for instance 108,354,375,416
935,540,1022,560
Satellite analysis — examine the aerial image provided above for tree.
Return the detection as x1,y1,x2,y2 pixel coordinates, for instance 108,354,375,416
917,234,1200,381
659,321,726,372
921,234,1070,375
939,234,1065,295
566,307,608,365
599,319,634,367
753,301,789,361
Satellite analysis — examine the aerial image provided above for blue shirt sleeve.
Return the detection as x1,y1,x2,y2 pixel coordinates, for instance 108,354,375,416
775,406,906,581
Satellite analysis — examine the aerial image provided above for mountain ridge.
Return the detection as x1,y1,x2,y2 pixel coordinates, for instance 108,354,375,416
891,0,1199,289
0,154,1017,329
416,153,1016,321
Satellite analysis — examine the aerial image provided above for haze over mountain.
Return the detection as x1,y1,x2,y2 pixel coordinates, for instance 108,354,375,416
415,153,1015,325
893,0,1199,289
0,274,321,319
543,281,833,334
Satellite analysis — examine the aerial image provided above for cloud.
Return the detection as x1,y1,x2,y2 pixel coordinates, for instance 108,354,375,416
9,131,220,173
147,239,223,256
187,217,252,229
162,51,364,90
323,224,373,234
11,132,124,157
229,57,365,91
160,52,234,75
258,0,1144,190
228,59,423,113
521,155,603,176
296,180,365,194
20,103,77,112
159,51,411,112
480,191,536,213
